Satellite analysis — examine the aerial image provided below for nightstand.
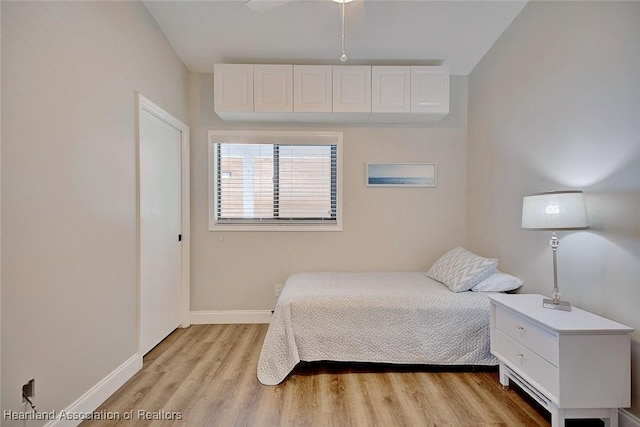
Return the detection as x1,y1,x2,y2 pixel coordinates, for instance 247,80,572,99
488,294,633,427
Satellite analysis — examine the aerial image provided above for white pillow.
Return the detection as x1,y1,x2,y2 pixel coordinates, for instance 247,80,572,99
472,270,523,292
427,247,498,292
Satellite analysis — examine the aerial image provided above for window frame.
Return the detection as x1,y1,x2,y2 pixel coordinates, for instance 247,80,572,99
208,130,343,232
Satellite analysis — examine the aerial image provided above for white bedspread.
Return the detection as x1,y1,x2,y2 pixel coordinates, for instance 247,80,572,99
257,272,498,385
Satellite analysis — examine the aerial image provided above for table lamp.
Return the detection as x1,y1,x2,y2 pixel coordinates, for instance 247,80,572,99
521,190,589,311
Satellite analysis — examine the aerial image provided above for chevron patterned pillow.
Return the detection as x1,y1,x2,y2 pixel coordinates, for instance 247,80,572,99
427,247,498,292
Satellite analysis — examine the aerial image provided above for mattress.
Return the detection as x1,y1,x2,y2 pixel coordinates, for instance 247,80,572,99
257,272,498,385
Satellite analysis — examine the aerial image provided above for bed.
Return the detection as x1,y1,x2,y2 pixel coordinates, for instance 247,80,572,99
257,270,503,385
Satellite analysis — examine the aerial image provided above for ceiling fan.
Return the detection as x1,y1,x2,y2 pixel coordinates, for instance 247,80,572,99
244,0,365,63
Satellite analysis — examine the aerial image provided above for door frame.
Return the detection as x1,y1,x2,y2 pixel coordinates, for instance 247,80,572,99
136,93,190,356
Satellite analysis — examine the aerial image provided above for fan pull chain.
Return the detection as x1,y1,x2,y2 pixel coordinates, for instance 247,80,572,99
340,1,347,62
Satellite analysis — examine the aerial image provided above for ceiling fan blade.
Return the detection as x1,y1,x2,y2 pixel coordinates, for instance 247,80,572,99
245,0,292,13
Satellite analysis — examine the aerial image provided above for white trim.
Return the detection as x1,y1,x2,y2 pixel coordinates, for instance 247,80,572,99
620,409,640,427
44,354,142,427
136,93,191,356
191,310,273,324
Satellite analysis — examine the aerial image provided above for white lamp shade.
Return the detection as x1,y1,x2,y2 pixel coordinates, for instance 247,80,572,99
522,191,589,230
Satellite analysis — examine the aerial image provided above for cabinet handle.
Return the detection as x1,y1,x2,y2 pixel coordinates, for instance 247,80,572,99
517,353,525,359
517,325,525,332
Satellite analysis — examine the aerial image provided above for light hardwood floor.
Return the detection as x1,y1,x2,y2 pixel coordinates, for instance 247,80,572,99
82,324,603,427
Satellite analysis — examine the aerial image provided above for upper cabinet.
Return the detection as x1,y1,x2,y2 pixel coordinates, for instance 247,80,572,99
254,65,293,112
411,66,449,114
294,65,332,113
214,64,449,123
213,64,253,112
368,65,449,123
371,66,411,113
332,66,371,113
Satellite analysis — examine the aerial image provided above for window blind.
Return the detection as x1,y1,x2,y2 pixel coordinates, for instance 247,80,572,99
215,143,337,224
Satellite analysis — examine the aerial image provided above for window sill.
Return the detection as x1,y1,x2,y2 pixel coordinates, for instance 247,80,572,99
209,223,342,232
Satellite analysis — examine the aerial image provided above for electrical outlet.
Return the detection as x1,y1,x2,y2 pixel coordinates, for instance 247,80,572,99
274,283,283,297
22,379,35,402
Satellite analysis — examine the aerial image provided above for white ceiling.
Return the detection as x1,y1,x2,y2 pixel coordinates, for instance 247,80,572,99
142,0,528,75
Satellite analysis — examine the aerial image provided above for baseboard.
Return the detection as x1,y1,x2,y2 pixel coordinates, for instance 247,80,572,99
190,310,272,324
44,354,142,427
620,409,640,427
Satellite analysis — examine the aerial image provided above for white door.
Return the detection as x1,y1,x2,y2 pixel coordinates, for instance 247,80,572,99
139,97,187,355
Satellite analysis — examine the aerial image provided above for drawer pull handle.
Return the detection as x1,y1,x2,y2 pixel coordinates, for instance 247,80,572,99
517,325,525,332
517,353,525,359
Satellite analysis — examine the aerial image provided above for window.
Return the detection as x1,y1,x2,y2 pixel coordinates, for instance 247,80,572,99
209,130,342,231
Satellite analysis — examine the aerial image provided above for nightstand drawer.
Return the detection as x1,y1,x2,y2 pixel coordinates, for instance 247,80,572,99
495,307,558,366
494,329,559,398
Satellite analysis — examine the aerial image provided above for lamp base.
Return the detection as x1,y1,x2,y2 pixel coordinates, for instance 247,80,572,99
542,298,571,311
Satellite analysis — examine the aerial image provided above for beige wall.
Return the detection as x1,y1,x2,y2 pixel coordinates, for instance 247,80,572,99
468,1,640,416
0,2,3,413
189,73,470,311
1,1,188,421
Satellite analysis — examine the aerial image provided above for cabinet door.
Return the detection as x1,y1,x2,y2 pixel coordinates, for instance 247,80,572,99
372,66,411,113
411,66,449,113
214,64,253,112
294,65,332,112
332,66,371,113
254,64,293,112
